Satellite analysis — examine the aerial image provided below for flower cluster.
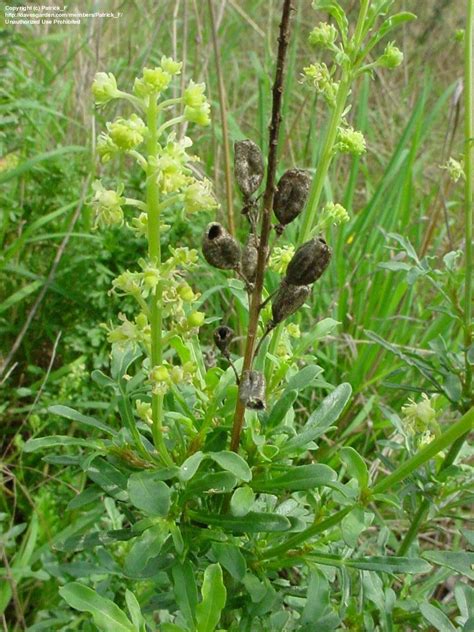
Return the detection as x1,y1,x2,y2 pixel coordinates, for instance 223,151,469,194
269,245,296,275
401,393,438,435
91,181,125,227
321,202,350,227
308,22,338,49
441,157,465,183
378,42,403,69
335,125,366,155
302,62,339,106
92,72,120,106
149,361,196,395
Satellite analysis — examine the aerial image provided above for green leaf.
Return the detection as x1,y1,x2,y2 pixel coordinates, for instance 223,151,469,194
420,603,457,632
301,569,331,625
195,563,227,632
341,507,370,548
23,436,105,453
172,561,198,629
186,472,238,494
377,12,416,41
48,405,116,436
0,280,43,314
340,447,369,488
281,383,352,454
127,472,170,517
209,451,252,482
230,486,255,517
211,542,246,581
85,458,128,501
189,510,291,533
124,524,168,577
252,464,336,492
265,390,297,428
423,551,474,580
59,582,135,632
295,318,340,355
285,365,323,393
124,590,145,629
346,555,431,574
179,451,205,481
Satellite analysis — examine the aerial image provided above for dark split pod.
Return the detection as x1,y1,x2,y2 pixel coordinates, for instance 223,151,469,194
239,370,266,410
285,237,332,286
234,139,264,200
213,325,234,354
202,222,241,270
273,168,312,227
271,279,311,326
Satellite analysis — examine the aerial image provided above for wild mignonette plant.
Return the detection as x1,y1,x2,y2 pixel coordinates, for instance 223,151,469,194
23,1,474,631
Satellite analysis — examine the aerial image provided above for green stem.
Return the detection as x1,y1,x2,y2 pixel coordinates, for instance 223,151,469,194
261,406,473,560
372,407,474,495
146,95,173,467
464,0,473,400
268,2,370,363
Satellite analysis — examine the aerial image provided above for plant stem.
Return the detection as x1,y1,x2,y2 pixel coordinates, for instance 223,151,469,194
229,0,294,452
261,406,474,559
464,0,473,400
268,0,370,361
372,407,474,495
208,0,235,236
297,0,369,245
146,95,173,466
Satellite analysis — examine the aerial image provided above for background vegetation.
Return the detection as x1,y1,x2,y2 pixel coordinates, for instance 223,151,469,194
0,0,472,630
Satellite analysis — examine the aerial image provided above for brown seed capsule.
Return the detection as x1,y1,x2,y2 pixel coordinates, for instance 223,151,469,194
213,325,234,354
239,370,266,410
241,235,259,284
273,169,312,226
202,222,241,270
234,139,264,199
271,279,311,325
285,237,332,286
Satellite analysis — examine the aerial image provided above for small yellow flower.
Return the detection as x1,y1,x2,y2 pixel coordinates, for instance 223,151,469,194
335,125,366,155
91,180,125,227
184,178,218,213
107,114,146,151
160,56,182,76
92,72,119,106
269,245,295,275
308,23,337,48
134,67,171,97
441,157,465,183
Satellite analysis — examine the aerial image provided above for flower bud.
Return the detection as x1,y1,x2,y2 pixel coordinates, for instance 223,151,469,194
213,326,234,354
285,237,331,286
202,222,241,270
187,311,205,328
273,169,312,226
239,370,266,410
234,140,264,199
271,280,311,325
241,236,259,284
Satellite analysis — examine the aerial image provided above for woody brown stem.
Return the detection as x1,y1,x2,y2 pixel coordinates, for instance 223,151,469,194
230,0,294,452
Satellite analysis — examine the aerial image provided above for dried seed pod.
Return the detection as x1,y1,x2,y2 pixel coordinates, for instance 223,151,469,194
202,222,241,270
241,236,259,284
273,169,312,226
271,279,311,325
213,325,234,354
285,237,332,286
239,370,266,410
234,139,264,199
